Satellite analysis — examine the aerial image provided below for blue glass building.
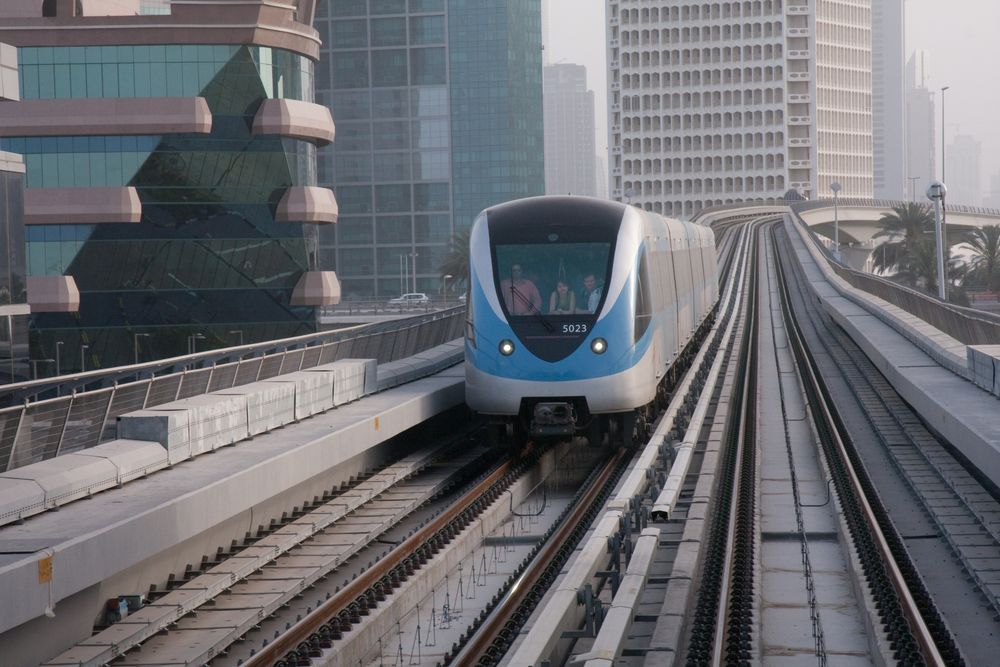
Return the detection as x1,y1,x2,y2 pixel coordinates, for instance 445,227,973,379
315,0,544,298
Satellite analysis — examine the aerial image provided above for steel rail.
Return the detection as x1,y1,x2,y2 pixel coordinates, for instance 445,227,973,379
450,446,628,666
710,220,763,667
242,459,516,667
770,224,946,667
682,218,763,666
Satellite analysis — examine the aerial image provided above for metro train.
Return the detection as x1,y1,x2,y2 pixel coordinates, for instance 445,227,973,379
464,195,719,445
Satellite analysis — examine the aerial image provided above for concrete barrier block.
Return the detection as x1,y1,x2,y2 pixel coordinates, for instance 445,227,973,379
361,358,378,395
170,394,249,454
969,345,1000,397
263,370,335,419
0,453,119,508
118,408,191,464
215,380,295,436
78,439,170,484
376,365,403,392
309,359,372,405
0,477,45,526
377,359,419,391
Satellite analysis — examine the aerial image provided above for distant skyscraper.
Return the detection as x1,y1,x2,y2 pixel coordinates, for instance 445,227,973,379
595,154,609,199
905,52,935,201
544,64,598,197
872,0,905,199
607,0,874,219
315,0,544,298
946,135,982,206
984,172,1000,210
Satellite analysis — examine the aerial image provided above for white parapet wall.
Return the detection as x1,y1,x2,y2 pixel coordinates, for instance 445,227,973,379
0,440,169,525
117,408,194,464
968,345,1000,398
0,352,445,532
215,379,297,436
267,369,336,419
306,358,375,404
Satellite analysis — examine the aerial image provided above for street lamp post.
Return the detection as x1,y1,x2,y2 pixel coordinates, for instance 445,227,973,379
940,86,950,183
409,252,419,293
54,341,63,377
907,176,921,202
399,254,405,296
830,181,841,261
926,180,948,301
133,332,151,365
187,333,206,355
30,358,54,380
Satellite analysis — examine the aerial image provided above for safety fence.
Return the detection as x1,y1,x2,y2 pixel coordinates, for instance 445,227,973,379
825,260,1000,345
777,209,1000,345
0,310,464,472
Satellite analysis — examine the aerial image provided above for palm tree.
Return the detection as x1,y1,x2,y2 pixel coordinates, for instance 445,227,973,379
437,227,471,289
892,240,965,294
872,203,934,276
964,225,1000,292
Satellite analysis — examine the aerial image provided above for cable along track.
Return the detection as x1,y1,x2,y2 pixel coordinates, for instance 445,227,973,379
770,222,952,666
681,217,763,666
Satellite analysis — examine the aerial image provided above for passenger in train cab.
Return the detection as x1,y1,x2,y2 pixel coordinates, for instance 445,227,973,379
580,273,602,313
501,263,542,315
548,280,576,314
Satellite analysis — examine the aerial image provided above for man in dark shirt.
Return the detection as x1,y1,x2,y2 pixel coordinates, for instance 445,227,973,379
581,273,602,313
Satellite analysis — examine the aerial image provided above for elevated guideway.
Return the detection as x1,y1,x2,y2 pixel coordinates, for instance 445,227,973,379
0,339,465,666
698,203,1000,484
6,199,1000,666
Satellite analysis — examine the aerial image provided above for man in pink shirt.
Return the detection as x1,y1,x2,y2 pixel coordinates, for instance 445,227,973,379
500,264,542,315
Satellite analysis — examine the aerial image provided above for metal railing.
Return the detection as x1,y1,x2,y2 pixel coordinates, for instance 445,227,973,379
792,197,1000,219
320,297,466,317
0,309,465,473
691,198,1000,224
789,212,1000,345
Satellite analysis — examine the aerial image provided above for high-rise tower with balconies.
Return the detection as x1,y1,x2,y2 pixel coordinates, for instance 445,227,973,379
606,0,873,219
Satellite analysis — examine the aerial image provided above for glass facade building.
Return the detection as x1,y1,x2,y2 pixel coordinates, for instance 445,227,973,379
1,42,29,384
315,0,543,298
0,0,337,372
0,161,28,383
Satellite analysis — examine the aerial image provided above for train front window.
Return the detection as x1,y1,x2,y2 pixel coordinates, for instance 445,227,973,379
493,241,613,319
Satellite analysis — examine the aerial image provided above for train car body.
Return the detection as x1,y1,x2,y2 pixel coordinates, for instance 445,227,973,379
465,196,718,439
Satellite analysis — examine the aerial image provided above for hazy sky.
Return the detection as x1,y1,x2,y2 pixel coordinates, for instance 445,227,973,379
543,0,1000,196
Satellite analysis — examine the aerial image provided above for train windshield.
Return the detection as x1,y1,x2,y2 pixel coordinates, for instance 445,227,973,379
493,241,613,319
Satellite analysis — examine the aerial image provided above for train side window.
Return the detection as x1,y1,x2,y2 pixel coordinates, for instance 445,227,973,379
634,251,652,342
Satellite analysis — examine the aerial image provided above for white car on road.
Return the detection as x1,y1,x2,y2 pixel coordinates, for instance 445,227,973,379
388,292,430,306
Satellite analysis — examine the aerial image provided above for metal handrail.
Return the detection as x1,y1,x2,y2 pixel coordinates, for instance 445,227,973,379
0,308,466,473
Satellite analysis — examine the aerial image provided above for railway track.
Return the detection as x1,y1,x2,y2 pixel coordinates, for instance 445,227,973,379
48,214,1000,667
61,429,609,667
45,427,503,666
774,221,1000,665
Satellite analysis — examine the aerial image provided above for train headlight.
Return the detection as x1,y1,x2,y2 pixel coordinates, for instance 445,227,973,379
591,337,608,354
499,339,515,356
